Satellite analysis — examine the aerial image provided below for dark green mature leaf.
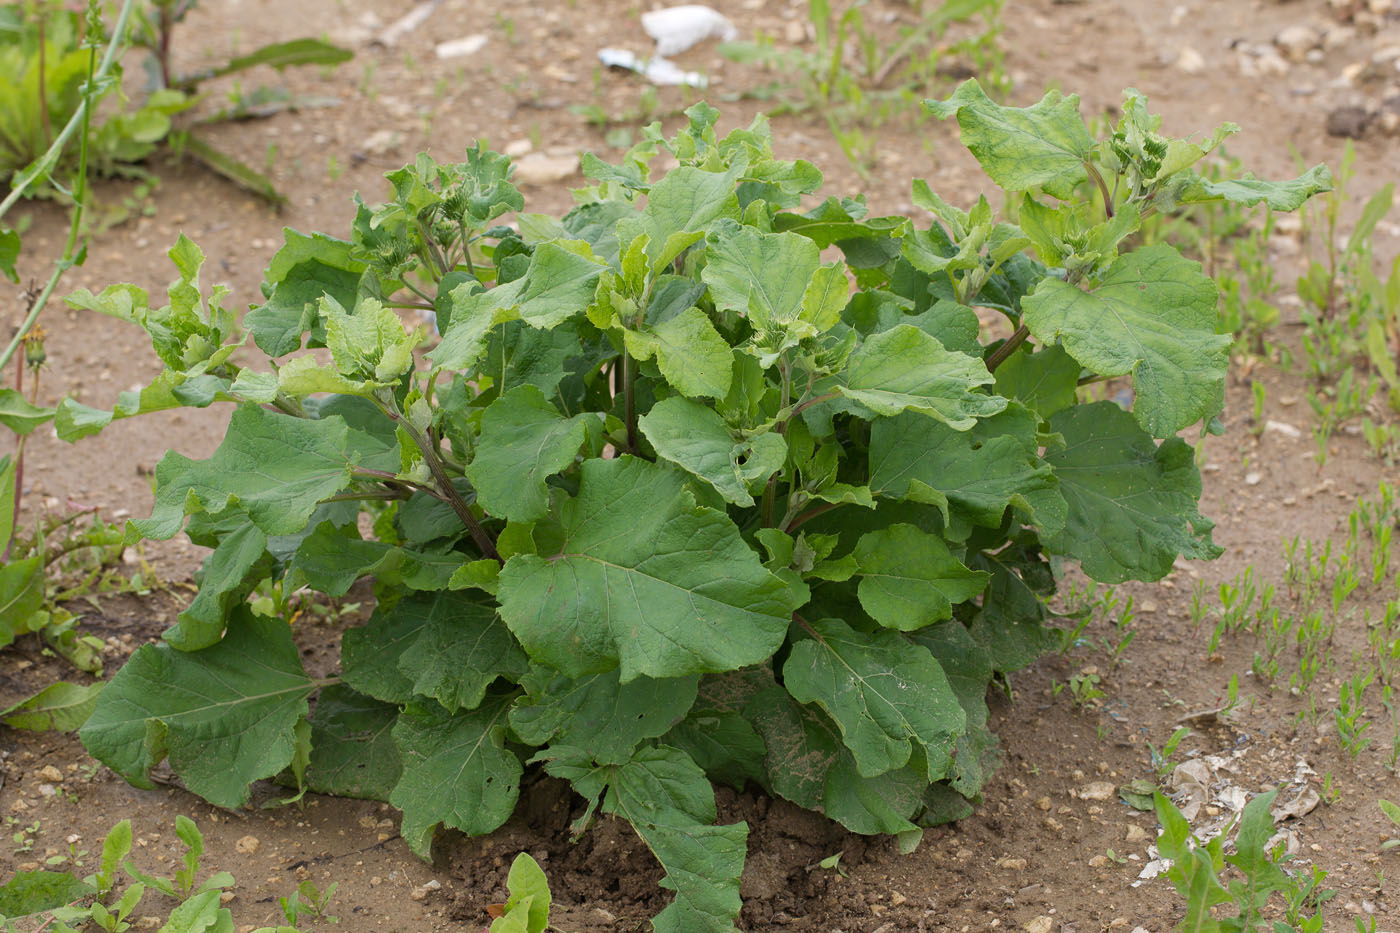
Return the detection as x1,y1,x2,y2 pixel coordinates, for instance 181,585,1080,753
852,524,989,631
343,592,528,712
304,685,402,801
992,344,1080,419
135,404,354,540
543,745,746,933
288,521,460,595
0,870,96,919
78,609,317,808
167,523,272,650
390,695,522,858
497,457,800,682
0,681,103,732
784,617,965,780
483,318,583,399
840,324,1006,428
967,549,1056,673
639,396,786,507
0,388,55,435
1022,244,1227,437
908,622,997,795
662,708,768,790
510,668,698,765
743,685,923,836
925,80,1094,199
869,407,1066,538
464,385,592,522
0,555,45,647
1045,402,1220,582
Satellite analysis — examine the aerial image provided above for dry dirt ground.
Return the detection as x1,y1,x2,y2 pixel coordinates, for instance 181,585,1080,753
3,0,1400,930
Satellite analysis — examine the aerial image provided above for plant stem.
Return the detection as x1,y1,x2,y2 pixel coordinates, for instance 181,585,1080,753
1085,161,1115,220
984,324,1029,373
395,416,501,564
784,500,844,533
0,0,136,224
623,351,638,454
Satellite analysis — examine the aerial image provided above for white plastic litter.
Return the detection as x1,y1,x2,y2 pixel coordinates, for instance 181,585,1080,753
641,4,738,57
598,48,707,87
435,34,487,59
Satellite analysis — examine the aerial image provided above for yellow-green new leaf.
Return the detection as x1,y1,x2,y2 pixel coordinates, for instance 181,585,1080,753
623,306,734,400
638,396,785,507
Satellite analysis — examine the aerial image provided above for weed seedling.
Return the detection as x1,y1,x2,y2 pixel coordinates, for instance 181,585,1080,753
1335,669,1374,760
1381,799,1400,851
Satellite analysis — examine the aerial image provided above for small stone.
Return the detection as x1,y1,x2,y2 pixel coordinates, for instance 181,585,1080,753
890,891,907,906
369,876,382,886
219,892,235,904
1245,472,1262,485
1044,817,1064,832
410,879,440,901
235,835,260,855
784,19,806,43
1328,106,1371,137
1035,796,1052,811
591,906,617,923
434,34,487,59
996,857,1028,871
36,765,63,782
1126,824,1148,843
18,862,39,872
1088,854,1111,868
513,152,579,186
503,139,533,157
360,129,402,156
1026,917,1054,933
135,918,161,930
1176,46,1207,74
1275,24,1320,62
1078,781,1116,801
37,783,56,797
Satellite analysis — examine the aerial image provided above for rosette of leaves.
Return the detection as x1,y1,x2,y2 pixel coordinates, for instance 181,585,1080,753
65,89,1329,931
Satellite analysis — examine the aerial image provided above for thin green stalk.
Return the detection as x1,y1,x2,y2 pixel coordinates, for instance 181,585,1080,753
0,0,138,375
0,0,137,224
394,413,501,564
984,324,1029,372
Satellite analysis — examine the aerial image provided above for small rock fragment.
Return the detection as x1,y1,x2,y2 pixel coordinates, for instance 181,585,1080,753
434,34,487,59
1088,854,1111,868
1327,106,1371,138
1275,24,1321,62
1125,824,1148,843
591,906,617,923
513,152,580,186
1245,472,1262,485
1035,796,1052,811
1078,781,1116,801
36,765,64,782
996,856,1028,871
1026,917,1054,933
1176,46,1207,74
360,129,402,157
235,835,260,855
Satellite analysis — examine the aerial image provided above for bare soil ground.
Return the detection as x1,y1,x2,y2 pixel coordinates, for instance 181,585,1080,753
3,0,1400,930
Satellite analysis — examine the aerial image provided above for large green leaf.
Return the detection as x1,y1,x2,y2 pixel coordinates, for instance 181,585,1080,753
1183,163,1334,212
0,387,55,435
852,524,990,631
622,306,734,400
78,609,317,808
0,681,103,732
463,385,592,522
167,523,272,651
1044,402,1221,582
869,406,1066,538
497,457,800,682
638,396,786,507
247,230,368,357
967,549,1056,673
907,621,997,796
839,324,1005,428
0,871,96,921
342,592,528,712
617,164,742,269
304,685,402,801
661,708,768,791
208,37,352,78
510,668,698,765
135,404,354,540
743,685,923,836
702,226,848,339
430,241,606,373
0,555,45,648
1022,244,1227,437
287,522,460,596
784,617,965,780
543,745,746,933
390,695,521,858
925,80,1094,200
991,344,1080,419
